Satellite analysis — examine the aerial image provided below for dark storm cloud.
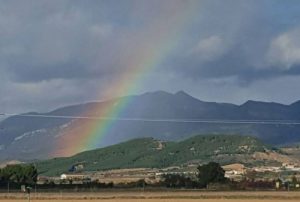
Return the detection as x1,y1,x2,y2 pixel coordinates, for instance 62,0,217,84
0,0,140,82
1,0,300,83
165,0,300,83
1,0,300,112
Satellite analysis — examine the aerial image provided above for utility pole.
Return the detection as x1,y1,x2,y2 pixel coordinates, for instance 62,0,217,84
26,187,32,202
21,185,32,202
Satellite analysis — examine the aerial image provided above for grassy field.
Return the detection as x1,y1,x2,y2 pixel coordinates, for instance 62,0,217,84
1,191,300,201
1,200,300,202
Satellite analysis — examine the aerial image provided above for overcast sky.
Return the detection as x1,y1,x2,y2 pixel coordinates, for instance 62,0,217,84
1,0,300,113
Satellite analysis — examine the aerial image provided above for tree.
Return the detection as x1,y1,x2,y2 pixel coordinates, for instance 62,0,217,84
197,162,227,188
163,174,186,188
162,174,197,188
292,175,298,185
0,164,37,185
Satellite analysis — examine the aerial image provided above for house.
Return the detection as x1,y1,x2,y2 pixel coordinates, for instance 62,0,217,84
60,173,91,183
222,163,245,181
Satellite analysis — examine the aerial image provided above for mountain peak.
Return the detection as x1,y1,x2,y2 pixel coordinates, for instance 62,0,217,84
291,100,300,106
241,100,286,107
141,91,172,97
242,100,259,106
143,90,194,99
175,90,189,96
174,90,202,103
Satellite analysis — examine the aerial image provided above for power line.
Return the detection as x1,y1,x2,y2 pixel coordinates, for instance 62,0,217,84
1,113,300,125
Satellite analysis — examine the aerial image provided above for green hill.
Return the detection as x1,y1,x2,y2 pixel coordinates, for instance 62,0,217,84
36,135,268,176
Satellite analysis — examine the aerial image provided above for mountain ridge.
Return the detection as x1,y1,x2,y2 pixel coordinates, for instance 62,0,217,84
1,90,300,161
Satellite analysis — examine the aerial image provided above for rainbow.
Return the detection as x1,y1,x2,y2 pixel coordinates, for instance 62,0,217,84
56,2,200,156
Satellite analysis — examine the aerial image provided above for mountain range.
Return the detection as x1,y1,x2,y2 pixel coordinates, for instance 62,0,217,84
1,90,300,161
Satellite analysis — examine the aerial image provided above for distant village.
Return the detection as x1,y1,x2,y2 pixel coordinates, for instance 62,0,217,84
36,162,300,190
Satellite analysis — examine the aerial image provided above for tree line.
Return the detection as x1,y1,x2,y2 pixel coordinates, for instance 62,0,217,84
162,162,228,188
0,164,37,187
0,162,227,189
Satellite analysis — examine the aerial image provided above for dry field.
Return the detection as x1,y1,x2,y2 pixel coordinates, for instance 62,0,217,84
1,200,300,202
1,191,300,201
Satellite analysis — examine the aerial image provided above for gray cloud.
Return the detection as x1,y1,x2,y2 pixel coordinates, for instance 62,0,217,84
0,1,116,82
165,0,300,83
267,29,300,69
1,0,300,112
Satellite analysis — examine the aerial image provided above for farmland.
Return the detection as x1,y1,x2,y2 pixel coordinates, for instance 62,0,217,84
1,191,300,201
1,200,299,202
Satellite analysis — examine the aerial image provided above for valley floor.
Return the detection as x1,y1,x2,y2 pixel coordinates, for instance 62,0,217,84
1,191,300,201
